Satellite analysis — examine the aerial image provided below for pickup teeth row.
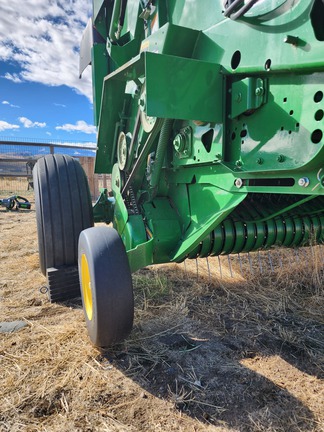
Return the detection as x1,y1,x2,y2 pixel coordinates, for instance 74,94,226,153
188,195,324,258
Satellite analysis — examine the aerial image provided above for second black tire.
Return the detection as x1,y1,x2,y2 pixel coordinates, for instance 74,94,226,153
33,154,94,276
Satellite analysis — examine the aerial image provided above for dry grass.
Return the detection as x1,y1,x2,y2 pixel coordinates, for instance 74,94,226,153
0,199,323,432
0,177,32,196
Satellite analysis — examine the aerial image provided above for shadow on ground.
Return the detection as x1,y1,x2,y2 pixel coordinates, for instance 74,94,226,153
92,260,323,431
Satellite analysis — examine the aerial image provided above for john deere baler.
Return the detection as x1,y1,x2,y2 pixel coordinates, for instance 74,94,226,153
34,0,324,347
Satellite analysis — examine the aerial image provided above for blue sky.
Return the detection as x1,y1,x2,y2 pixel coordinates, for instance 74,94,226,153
0,0,96,145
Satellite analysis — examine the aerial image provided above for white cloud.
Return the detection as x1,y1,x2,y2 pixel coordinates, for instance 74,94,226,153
0,121,20,132
0,44,11,59
56,120,96,134
2,100,20,108
2,72,23,83
54,103,67,108
0,0,93,101
19,116,46,128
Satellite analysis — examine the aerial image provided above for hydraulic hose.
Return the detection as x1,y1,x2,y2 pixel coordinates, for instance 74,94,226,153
224,0,260,20
223,0,245,17
230,0,259,20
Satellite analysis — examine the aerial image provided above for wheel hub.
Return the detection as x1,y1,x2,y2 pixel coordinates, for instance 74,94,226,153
81,254,93,321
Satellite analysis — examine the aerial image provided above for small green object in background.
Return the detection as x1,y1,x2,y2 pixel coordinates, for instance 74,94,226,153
0,195,31,211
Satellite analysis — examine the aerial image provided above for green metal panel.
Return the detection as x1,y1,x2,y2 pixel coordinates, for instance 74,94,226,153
167,0,223,31
127,238,154,273
121,214,147,252
140,23,200,58
197,3,320,73
236,74,324,173
143,198,182,263
145,52,223,123
91,44,109,127
171,185,247,262
93,0,108,38
94,54,145,173
107,0,144,66
93,0,104,23
229,77,268,119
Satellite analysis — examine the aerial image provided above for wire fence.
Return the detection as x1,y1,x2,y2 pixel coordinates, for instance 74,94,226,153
0,139,111,200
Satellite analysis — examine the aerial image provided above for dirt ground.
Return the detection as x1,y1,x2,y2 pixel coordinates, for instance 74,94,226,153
0,194,323,432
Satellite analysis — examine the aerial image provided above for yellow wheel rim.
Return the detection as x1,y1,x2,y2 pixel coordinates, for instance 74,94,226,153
81,254,93,321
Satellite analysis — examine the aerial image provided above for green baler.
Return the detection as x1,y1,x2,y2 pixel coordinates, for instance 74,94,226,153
34,0,324,347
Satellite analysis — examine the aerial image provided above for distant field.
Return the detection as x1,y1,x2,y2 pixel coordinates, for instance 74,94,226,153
1,201,323,432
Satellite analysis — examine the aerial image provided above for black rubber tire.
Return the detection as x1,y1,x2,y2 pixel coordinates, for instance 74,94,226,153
33,154,94,276
78,226,134,347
